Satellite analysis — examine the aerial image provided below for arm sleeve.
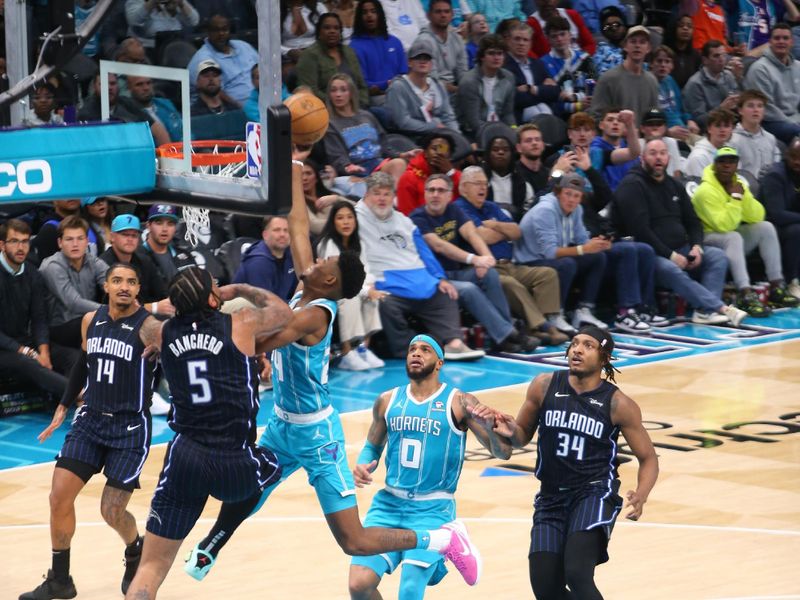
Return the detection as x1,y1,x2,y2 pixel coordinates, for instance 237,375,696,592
531,209,562,260
413,228,446,279
386,81,436,134
178,1,199,26
739,186,766,223
322,128,352,174
60,351,88,407
30,271,50,347
691,184,744,232
125,0,148,27
570,10,597,55
40,262,102,316
760,171,800,226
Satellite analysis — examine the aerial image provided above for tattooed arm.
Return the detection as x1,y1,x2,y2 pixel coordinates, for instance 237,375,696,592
353,391,390,487
452,390,513,460
219,284,293,340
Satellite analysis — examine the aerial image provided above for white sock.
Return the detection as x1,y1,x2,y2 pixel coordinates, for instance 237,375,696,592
426,528,452,553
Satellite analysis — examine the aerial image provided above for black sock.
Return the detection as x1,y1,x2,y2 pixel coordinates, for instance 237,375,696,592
126,535,143,557
199,492,262,558
52,548,70,582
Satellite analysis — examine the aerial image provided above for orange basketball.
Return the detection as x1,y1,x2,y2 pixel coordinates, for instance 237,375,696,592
285,92,330,146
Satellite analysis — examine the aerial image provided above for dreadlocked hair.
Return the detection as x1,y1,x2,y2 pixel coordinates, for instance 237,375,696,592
600,348,621,383
337,250,366,300
169,266,214,317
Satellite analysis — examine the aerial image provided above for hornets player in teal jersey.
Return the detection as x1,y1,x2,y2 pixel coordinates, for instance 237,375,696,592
185,161,484,587
349,334,512,598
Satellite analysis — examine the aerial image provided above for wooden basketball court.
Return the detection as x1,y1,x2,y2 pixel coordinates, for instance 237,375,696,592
3,340,799,599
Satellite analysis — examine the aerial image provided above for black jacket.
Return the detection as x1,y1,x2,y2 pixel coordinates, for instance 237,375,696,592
0,262,49,352
760,161,800,228
613,165,704,258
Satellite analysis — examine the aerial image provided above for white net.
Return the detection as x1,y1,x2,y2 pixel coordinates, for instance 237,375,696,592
172,142,247,247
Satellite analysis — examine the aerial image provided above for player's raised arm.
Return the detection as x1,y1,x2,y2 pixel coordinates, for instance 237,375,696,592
612,390,659,521
353,391,391,487
288,159,314,275
219,283,293,338
455,391,513,460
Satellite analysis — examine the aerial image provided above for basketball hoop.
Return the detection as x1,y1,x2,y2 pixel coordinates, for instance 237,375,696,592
156,140,247,247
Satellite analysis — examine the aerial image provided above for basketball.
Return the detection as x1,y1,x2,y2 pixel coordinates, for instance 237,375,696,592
285,92,330,146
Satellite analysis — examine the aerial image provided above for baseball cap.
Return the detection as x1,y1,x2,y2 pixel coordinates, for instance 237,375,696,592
642,108,666,125
147,204,179,221
714,146,739,161
624,25,651,42
111,214,142,233
197,59,222,74
81,196,100,207
599,6,626,27
408,38,435,59
558,172,586,192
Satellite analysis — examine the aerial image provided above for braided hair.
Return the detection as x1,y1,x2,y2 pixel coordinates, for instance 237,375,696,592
169,266,215,317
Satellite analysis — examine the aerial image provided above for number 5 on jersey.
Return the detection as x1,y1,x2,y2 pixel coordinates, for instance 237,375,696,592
188,360,211,404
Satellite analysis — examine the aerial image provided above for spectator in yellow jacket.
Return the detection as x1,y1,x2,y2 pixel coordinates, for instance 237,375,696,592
690,146,798,317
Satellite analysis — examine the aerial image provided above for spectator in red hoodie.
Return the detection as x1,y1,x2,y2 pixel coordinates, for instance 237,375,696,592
527,0,595,58
396,131,461,215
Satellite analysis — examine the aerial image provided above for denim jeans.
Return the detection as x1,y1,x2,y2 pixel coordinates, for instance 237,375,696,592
525,253,607,307
605,241,656,308
653,245,728,311
446,267,515,344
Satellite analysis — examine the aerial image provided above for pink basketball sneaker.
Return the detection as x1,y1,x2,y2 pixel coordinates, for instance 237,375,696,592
441,520,482,586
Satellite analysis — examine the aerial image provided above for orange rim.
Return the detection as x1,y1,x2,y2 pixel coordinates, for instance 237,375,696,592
156,140,247,167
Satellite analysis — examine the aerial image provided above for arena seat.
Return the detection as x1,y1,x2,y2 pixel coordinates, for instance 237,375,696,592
216,237,258,283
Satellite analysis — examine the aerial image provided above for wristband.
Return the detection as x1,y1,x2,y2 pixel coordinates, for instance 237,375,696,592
357,441,384,466
465,253,474,265
446,168,456,177
576,245,584,256
151,302,158,314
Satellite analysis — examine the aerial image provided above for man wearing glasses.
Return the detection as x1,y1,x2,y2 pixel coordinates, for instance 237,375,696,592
593,6,627,76
0,219,76,399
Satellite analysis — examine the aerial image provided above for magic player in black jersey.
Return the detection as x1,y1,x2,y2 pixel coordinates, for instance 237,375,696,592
22,264,163,600
486,325,659,600
123,267,292,600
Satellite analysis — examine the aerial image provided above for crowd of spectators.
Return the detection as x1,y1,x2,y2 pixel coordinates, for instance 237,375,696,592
6,0,800,388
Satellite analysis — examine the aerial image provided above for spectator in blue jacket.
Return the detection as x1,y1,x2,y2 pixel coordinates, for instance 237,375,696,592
233,216,296,301
514,173,611,332
349,0,408,107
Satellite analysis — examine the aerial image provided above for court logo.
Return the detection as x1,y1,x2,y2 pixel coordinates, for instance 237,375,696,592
0,160,53,197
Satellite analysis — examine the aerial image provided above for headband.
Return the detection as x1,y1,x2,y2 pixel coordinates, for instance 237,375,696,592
409,334,444,360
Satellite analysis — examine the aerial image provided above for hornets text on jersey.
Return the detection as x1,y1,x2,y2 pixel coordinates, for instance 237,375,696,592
383,383,466,498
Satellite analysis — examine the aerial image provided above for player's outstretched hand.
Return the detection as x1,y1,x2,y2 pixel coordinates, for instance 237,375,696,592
353,460,378,488
492,413,518,438
38,404,68,443
624,490,645,521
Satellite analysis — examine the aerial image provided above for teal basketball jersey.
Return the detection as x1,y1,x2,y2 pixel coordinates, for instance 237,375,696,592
271,292,337,414
383,383,466,496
